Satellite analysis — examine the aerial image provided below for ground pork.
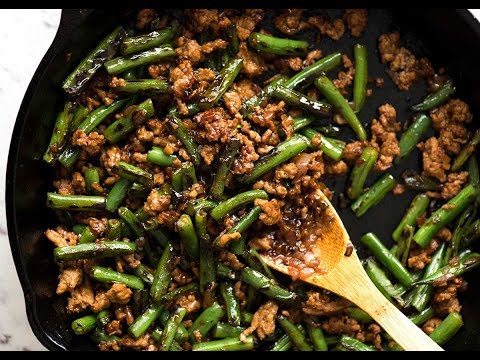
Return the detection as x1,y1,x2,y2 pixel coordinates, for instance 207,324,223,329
418,137,451,182
343,141,366,164
308,14,345,40
422,318,442,335
427,171,469,199
232,79,260,101
365,324,383,350
242,300,278,340
175,37,204,64
175,293,202,314
234,281,247,307
217,231,242,247
303,291,351,316
144,189,170,214
218,250,244,271
407,239,439,271
67,280,94,313
321,315,361,336
222,91,242,115
56,267,83,294
333,55,355,95
370,104,401,171
249,234,274,251
185,9,230,33
433,277,467,315
118,335,151,350
304,50,323,66
45,226,78,247
136,9,156,30
106,284,133,305
72,130,105,156
343,9,368,37
235,9,264,41
194,107,237,143
169,59,195,100
100,145,130,175
238,42,267,78
254,198,282,226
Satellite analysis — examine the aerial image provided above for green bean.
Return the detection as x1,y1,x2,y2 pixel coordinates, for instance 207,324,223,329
78,226,97,244
392,194,429,243
314,76,367,140
91,328,120,343
408,306,435,326
445,204,477,262
468,155,480,204
43,102,73,165
103,98,155,143
106,219,122,240
133,264,154,285
347,146,379,200
270,332,293,351
104,45,175,74
244,248,276,280
196,209,216,306
210,138,241,201
118,206,145,238
300,127,345,161
72,224,87,235
147,146,175,167
414,184,477,247
364,258,402,305
452,129,480,171
219,282,241,326
429,312,462,345
412,80,456,112
150,242,174,302
284,52,342,90
113,161,153,188
121,28,175,55
185,198,218,217
210,190,268,222
463,219,480,246
240,134,310,184
84,167,101,195
414,252,480,286
411,243,446,312
240,267,297,303
172,162,198,192
63,26,125,95
217,263,237,280
96,309,111,327
78,98,131,134
401,171,441,192
292,115,314,132
128,303,163,339
90,265,144,290
46,193,106,211
176,214,199,259
225,206,261,253
307,325,328,351
316,124,342,137
159,307,187,351
212,323,245,339
121,68,140,80
249,32,308,55
240,75,288,117
395,114,432,165
351,173,397,217
192,336,254,351
346,307,373,323
337,335,376,351
353,44,368,112
116,79,170,93
189,302,226,342
127,182,149,198
156,310,189,344
71,314,97,335
71,105,89,129
106,178,131,213
159,283,198,304
167,110,201,166
277,316,312,351
271,85,332,117
361,232,414,287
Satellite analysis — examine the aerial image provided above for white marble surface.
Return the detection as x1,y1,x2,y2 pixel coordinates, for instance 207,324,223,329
0,9,479,352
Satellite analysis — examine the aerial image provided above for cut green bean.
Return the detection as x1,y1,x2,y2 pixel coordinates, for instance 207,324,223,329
192,336,254,351
219,282,241,326
221,206,261,252
284,52,342,90
212,323,245,339
412,80,456,112
150,242,174,302
196,209,216,306
53,241,136,261
314,75,367,141
468,155,480,205
71,105,89,129
133,264,154,285
96,309,111,327
147,146,175,167
240,75,288,117
78,226,97,244
121,28,175,55
361,232,414,287
300,127,345,161
395,114,432,165
271,85,332,117
46,193,106,211
78,98,131,134
71,314,97,335
217,263,237,280
106,219,122,240
429,312,462,345
72,224,87,235
270,332,293,351
91,328,120,343
189,302,225,342
292,115,314,132
113,161,153,188
116,79,170,93
84,167,101,195
159,307,187,351
346,307,373,323
353,44,368,112
392,194,430,243
277,316,312,351
159,283,198,304
176,214,199,259
411,243,446,312
43,102,73,165
408,306,435,326
106,178,131,212
209,138,241,200
167,111,200,166
351,173,397,217
118,206,145,238
210,190,268,222
128,303,163,339
337,335,376,351
307,325,328,351
105,45,175,74
63,26,125,95
240,134,310,184
90,265,144,290
414,184,476,247
347,146,379,200
240,267,296,303
452,129,480,171
248,32,308,56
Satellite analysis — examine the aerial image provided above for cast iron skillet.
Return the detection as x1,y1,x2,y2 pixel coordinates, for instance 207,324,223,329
6,9,480,351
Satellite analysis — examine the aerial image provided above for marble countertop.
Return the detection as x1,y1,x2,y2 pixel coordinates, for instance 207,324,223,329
0,9,479,351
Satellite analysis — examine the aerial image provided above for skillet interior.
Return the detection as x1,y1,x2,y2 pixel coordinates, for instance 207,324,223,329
6,8,480,350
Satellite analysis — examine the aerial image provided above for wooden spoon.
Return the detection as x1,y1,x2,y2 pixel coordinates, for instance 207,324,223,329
260,189,443,351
